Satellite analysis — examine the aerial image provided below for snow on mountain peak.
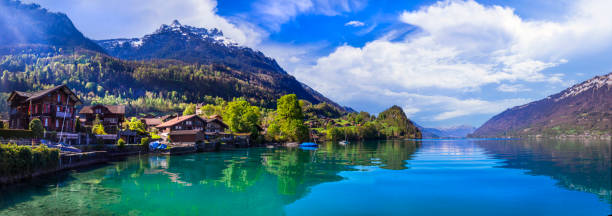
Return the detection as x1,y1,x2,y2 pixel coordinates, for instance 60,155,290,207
151,20,239,47
555,72,612,102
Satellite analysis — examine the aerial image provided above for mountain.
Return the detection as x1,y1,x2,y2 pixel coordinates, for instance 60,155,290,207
95,20,343,110
438,125,476,138
377,105,422,139
417,125,476,138
0,0,104,53
472,73,612,138
0,1,346,115
97,20,283,75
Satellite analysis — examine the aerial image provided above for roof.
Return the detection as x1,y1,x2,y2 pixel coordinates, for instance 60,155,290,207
206,118,228,128
169,130,203,135
142,118,163,126
155,114,206,128
79,105,126,115
7,85,82,105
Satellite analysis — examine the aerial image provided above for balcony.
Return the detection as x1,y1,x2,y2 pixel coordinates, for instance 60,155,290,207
56,111,71,118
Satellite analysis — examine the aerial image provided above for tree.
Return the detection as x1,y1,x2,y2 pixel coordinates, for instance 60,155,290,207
29,118,44,138
326,126,342,141
128,117,146,134
223,98,261,136
275,94,308,142
74,116,82,133
183,104,196,116
200,104,223,117
117,138,126,148
92,114,106,135
140,137,150,146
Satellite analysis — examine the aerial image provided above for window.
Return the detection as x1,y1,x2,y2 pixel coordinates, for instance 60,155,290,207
44,118,48,127
57,94,61,103
55,119,59,128
186,121,192,125
57,106,60,112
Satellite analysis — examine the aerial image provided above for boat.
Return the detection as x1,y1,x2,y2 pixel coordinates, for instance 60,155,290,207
299,146,318,151
299,142,318,147
339,129,349,145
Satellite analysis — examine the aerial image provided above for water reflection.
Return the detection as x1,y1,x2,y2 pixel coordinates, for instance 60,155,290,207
1,139,610,215
476,138,612,202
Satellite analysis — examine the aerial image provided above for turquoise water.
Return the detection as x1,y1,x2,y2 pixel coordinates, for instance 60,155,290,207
0,139,610,215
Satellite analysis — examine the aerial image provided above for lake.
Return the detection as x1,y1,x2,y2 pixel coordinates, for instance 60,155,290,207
0,139,610,216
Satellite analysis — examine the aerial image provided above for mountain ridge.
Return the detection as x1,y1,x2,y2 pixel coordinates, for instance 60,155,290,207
0,0,105,53
471,72,612,138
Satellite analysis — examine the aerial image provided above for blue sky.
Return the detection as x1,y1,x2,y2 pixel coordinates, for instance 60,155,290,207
29,0,612,128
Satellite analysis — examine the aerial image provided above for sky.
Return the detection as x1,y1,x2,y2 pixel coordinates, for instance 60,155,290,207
28,0,612,128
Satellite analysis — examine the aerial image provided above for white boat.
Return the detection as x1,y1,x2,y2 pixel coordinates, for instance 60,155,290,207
339,140,349,145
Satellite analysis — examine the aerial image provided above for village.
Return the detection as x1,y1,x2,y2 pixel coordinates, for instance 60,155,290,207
1,84,257,158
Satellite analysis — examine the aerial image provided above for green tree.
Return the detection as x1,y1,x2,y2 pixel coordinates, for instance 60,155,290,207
275,94,308,142
223,98,261,136
29,118,44,138
117,138,126,148
92,114,106,135
200,104,223,117
128,117,147,134
74,116,82,133
140,137,150,146
326,126,342,141
183,104,196,116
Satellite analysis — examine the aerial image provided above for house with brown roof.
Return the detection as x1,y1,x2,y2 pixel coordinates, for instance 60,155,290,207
79,105,126,134
155,114,207,133
141,118,163,129
155,114,208,144
7,85,81,136
205,118,228,133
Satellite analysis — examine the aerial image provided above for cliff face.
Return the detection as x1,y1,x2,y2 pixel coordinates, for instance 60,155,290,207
472,73,612,137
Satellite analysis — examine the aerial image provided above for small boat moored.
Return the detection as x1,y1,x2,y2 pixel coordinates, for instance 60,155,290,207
299,142,318,147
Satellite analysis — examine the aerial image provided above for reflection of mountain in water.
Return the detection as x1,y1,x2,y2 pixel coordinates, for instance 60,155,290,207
476,139,612,202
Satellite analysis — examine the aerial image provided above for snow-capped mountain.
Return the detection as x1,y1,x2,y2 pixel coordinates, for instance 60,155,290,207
97,20,238,50
96,20,286,75
95,20,345,110
471,73,612,138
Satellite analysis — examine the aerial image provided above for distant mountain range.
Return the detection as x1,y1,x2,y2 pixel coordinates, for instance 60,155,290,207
472,73,612,138
418,125,476,138
0,0,345,115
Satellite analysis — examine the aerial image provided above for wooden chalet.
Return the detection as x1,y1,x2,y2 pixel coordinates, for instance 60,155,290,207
79,105,126,134
155,114,229,144
7,85,81,134
205,118,228,133
141,118,163,129
155,114,207,133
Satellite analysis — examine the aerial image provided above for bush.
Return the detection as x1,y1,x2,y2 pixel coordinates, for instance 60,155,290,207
140,137,150,146
117,138,126,148
0,129,33,139
0,143,60,177
29,118,44,138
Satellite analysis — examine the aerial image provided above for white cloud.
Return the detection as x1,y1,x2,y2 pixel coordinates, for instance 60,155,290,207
497,84,530,92
253,0,367,30
31,0,265,46
345,20,365,27
293,0,612,122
